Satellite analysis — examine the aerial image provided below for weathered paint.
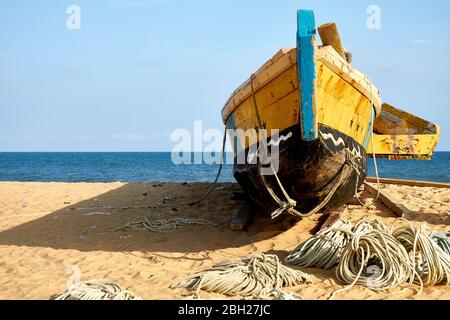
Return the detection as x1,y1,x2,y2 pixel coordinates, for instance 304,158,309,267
367,104,440,159
220,11,439,160
297,9,318,141
226,113,236,130
226,113,240,154
367,131,440,160
363,107,376,149
228,57,375,150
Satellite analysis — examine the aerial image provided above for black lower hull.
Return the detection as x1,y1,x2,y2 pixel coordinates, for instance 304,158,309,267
233,124,367,216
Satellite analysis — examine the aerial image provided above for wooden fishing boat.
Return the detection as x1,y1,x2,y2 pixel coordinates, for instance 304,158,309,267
221,10,440,219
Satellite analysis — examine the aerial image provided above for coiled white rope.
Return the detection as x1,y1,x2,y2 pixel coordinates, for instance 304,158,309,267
431,231,450,256
330,219,412,299
285,219,354,269
248,288,302,300
392,219,450,289
114,216,216,232
286,217,449,299
54,279,141,300
170,253,310,298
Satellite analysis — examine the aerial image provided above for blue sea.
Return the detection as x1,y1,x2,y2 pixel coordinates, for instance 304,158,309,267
0,152,448,183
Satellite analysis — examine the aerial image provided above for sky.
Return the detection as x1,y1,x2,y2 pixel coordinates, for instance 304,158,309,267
0,0,449,151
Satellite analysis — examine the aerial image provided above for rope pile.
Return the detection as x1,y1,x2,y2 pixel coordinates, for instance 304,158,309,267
248,288,301,300
170,253,310,298
392,220,450,289
285,219,353,269
54,279,141,300
114,217,216,233
430,231,450,256
331,219,412,299
286,217,450,299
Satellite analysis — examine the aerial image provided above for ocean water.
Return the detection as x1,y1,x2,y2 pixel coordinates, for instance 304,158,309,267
0,152,448,183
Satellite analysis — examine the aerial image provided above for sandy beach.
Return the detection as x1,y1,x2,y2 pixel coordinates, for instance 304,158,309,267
0,181,449,300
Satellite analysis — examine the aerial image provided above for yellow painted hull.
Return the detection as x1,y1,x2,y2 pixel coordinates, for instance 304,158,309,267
222,46,380,152
220,9,439,217
368,103,440,159
221,47,439,159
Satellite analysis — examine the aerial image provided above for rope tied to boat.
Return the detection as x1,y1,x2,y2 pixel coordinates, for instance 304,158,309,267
249,74,356,220
170,253,310,298
54,279,142,300
363,74,381,204
186,126,228,207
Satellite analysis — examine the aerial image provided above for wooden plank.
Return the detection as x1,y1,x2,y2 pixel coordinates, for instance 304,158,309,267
230,192,249,201
364,182,410,217
320,206,348,231
230,202,253,231
366,177,450,189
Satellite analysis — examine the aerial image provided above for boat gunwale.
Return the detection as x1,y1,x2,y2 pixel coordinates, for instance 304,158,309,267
220,45,382,124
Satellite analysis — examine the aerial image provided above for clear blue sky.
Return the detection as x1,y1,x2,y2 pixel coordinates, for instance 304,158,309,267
1,0,449,151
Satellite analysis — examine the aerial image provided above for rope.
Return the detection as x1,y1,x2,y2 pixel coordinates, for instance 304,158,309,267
353,75,380,207
430,231,450,256
249,74,355,219
330,219,412,299
392,219,450,289
170,253,310,298
247,288,302,300
370,130,381,202
286,218,354,269
367,75,380,202
114,217,216,233
187,126,228,207
285,215,449,299
54,279,141,300
152,126,227,213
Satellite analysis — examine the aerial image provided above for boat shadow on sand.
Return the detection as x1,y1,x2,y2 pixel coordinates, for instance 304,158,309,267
0,182,446,256
0,182,303,254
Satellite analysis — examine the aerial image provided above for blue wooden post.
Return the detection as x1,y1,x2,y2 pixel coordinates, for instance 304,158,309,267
297,10,318,141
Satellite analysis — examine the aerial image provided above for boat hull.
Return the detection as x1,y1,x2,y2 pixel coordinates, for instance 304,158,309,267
221,9,439,218
222,10,378,218
232,124,367,214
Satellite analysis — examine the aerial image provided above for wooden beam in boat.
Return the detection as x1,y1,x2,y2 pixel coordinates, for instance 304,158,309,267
366,177,450,189
319,206,348,231
230,202,253,231
364,182,410,217
297,9,318,141
318,23,345,59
